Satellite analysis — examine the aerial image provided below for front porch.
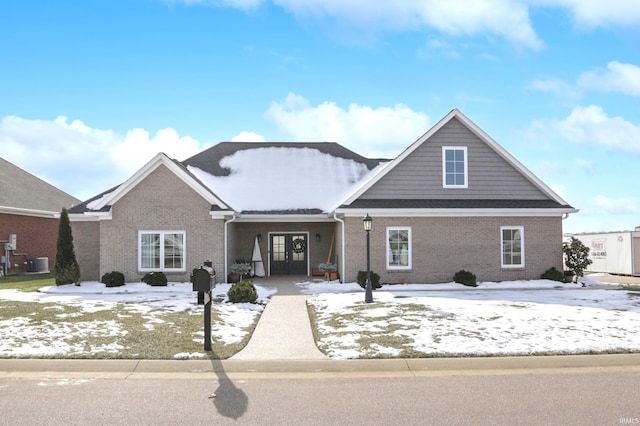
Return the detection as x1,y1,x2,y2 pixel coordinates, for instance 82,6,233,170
225,221,341,282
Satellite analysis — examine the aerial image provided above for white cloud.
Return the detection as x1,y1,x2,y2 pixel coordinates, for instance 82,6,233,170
167,1,640,50
264,93,430,158
536,0,640,28
0,116,204,200
273,0,544,50
577,61,640,98
230,131,266,142
594,195,639,214
529,77,581,100
531,105,640,151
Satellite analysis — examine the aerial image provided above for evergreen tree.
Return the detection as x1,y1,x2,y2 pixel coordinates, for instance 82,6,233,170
55,207,80,285
562,236,592,286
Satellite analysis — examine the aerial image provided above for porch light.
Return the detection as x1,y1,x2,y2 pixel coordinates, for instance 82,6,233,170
363,213,373,303
315,233,321,242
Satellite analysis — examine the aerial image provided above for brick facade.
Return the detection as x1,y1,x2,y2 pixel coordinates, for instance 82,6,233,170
342,215,564,284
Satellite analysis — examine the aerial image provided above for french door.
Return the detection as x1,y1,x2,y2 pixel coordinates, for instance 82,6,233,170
270,233,307,275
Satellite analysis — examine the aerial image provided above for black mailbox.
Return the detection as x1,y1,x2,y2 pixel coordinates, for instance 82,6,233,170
191,268,212,292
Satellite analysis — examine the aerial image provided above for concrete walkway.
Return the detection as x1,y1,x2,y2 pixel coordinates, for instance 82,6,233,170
231,295,328,360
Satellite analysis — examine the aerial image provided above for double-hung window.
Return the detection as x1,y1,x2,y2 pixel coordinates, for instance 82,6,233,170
139,231,186,271
501,226,524,268
442,146,468,188
387,227,411,270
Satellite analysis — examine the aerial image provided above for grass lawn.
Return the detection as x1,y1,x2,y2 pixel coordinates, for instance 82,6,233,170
0,274,257,359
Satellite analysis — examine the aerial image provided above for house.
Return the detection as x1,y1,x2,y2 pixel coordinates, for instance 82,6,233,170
566,228,640,276
69,109,577,285
0,157,80,276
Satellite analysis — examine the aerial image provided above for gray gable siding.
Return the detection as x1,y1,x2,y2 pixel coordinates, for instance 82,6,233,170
359,118,549,201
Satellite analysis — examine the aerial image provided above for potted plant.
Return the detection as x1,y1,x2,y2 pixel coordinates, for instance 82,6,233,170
229,261,251,283
318,262,338,281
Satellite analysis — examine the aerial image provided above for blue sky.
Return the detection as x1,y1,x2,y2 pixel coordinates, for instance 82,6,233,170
1,0,639,234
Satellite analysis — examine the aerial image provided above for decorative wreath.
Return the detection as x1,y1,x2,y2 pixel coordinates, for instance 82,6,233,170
291,238,306,254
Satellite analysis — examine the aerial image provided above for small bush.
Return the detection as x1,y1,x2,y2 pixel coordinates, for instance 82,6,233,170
101,271,125,287
357,271,381,289
453,270,477,287
540,267,565,282
142,271,168,286
227,281,258,304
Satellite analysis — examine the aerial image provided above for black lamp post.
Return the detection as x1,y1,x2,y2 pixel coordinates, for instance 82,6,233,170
363,213,373,303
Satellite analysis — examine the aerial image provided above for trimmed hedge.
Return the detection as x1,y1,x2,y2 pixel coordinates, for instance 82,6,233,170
142,271,168,286
453,270,477,287
540,266,565,282
101,271,125,288
357,270,381,289
227,281,258,304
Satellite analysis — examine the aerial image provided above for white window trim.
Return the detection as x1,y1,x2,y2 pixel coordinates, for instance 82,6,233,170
442,146,468,188
500,226,525,269
138,230,186,272
386,226,412,270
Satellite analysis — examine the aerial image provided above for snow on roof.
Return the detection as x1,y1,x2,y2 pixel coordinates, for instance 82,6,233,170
86,190,115,210
186,146,387,212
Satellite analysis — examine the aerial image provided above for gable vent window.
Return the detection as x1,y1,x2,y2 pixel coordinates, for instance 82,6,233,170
442,146,468,188
139,231,186,272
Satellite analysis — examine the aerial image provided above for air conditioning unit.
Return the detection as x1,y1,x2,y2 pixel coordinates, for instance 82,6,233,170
36,257,49,273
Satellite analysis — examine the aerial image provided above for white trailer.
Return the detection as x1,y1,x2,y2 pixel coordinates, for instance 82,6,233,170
568,227,640,276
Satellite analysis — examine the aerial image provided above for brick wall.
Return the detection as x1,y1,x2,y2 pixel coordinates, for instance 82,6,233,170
0,213,58,274
70,221,100,281
342,215,564,284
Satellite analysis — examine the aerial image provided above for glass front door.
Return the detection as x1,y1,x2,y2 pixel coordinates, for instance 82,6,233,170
270,234,307,275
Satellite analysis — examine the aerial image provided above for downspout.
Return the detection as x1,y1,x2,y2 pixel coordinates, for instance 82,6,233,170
333,213,345,283
223,213,237,283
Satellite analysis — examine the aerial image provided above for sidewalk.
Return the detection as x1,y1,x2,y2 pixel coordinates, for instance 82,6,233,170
2,354,640,379
230,295,328,360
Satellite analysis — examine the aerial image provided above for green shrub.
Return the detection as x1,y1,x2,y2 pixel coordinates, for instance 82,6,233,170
453,270,477,287
101,271,125,287
227,281,258,304
142,271,168,286
356,271,381,289
540,267,565,282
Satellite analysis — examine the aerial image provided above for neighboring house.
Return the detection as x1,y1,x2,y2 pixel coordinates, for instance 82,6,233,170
0,157,80,276
69,109,577,284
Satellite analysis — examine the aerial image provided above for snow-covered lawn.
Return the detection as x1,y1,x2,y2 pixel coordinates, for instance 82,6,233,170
0,276,638,359
303,277,640,359
0,282,275,359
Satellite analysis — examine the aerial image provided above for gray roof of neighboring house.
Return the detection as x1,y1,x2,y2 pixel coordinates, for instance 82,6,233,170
0,157,80,213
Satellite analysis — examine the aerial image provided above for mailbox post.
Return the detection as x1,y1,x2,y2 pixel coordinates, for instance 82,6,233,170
191,263,215,351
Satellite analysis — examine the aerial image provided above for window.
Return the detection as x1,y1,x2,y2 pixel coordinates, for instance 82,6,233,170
139,231,185,271
442,146,468,188
501,226,524,268
387,227,411,270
